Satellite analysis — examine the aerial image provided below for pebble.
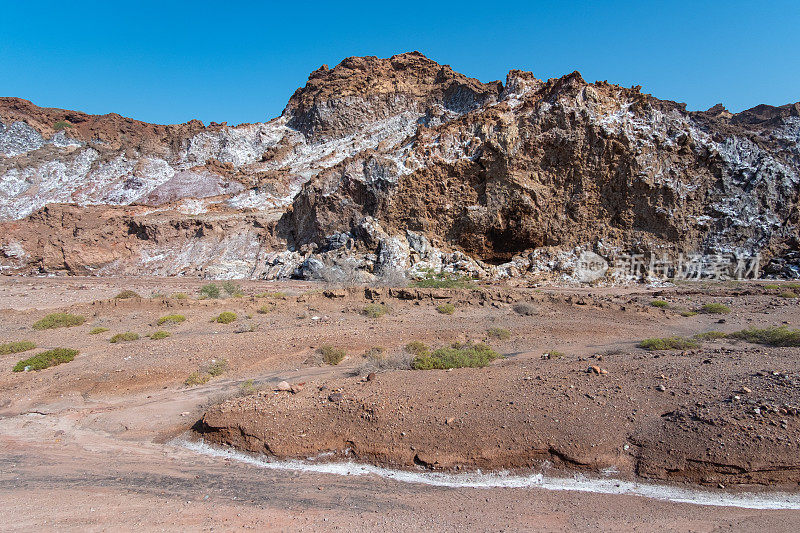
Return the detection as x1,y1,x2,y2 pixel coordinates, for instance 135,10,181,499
276,381,292,392
656,384,666,392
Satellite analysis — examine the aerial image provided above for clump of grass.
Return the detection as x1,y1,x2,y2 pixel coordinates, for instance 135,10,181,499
184,372,210,386
89,327,109,335
13,348,78,372
764,284,781,290
204,358,228,377
404,341,430,357
257,304,274,314
149,330,170,340
256,291,286,299
240,379,256,394
728,326,800,347
512,303,536,316
542,350,564,359
362,303,390,318
701,303,731,314
680,311,698,317
693,331,727,341
650,300,669,308
412,271,475,289
199,283,221,299
53,120,73,130
215,311,237,324
114,290,140,299
0,341,36,355
171,292,189,300
32,313,85,330
319,345,346,365
110,332,139,343
411,342,501,370
436,303,456,315
157,314,186,326
363,346,386,361
779,291,798,299
487,327,511,340
638,337,700,351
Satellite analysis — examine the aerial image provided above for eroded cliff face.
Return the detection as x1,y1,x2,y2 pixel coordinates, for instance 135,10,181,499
1,52,798,281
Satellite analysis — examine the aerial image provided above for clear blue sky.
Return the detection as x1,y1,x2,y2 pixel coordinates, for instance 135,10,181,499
1,0,798,125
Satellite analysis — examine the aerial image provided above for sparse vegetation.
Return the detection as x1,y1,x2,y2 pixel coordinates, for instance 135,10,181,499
362,303,390,318
215,311,237,324
257,304,274,314
680,311,698,317
110,332,139,343
542,350,564,359
89,327,110,335
650,300,669,308
256,291,286,299
701,303,731,314
199,283,221,299
204,358,229,376
512,303,536,316
171,292,189,300
363,346,386,361
638,337,700,351
32,313,86,330
412,271,475,289
53,120,73,130
404,341,430,357
0,341,36,355
13,348,78,372
728,326,800,347
157,314,186,326
184,371,210,386
240,379,256,394
764,284,781,290
487,327,511,340
436,303,456,315
778,290,798,299
114,290,140,299
149,330,170,340
693,331,727,341
221,280,242,297
411,342,501,370
319,345,346,365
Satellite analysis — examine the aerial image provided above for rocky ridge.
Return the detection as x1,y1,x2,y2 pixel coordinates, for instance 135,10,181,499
1,52,798,281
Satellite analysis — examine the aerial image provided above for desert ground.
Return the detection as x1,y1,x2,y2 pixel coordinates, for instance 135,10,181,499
1,275,800,531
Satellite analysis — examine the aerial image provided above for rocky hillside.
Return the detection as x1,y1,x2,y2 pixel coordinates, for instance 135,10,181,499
1,52,798,281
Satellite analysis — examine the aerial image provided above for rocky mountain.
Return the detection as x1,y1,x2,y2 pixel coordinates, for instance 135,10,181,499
1,51,798,281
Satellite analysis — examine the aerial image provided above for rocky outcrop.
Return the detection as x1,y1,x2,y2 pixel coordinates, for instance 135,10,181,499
1,52,799,280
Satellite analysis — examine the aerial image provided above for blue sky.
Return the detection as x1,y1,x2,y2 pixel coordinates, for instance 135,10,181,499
1,1,798,125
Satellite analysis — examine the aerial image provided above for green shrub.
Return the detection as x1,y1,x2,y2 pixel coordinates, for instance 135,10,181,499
411,342,501,370
542,350,564,359
114,290,140,299
32,313,85,330
13,348,77,372
53,120,73,130
650,300,669,308
221,280,240,296
764,284,780,290
184,372,210,386
199,283,221,299
404,341,430,357
215,311,237,324
701,303,730,314
157,314,186,326
412,271,475,289
680,311,698,317
436,303,455,315
638,337,700,351
256,291,286,299
204,358,228,376
171,292,189,300
779,291,798,299
728,326,800,347
89,327,109,335
240,379,256,394
693,331,727,341
257,304,274,314
0,341,36,355
110,332,139,343
487,327,511,340
362,303,389,318
319,345,346,365
150,330,170,340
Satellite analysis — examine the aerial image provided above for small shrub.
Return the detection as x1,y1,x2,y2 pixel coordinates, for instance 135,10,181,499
240,379,256,394
157,314,186,326
114,290,140,299
404,341,430,357
680,311,698,317
110,332,139,343
53,120,73,130
779,291,798,299
693,331,727,341
364,346,386,362
221,280,241,296
728,326,800,347
235,322,258,333
542,350,564,359
0,341,36,355
650,300,669,308
257,304,274,314
13,348,78,372
32,313,85,330
204,358,228,376
701,303,731,314
764,284,780,290
362,303,390,318
638,337,700,351
150,330,170,340
487,327,511,340
412,272,475,289
89,327,109,335
171,292,189,300
199,283,221,299
411,342,501,370
256,291,286,299
512,303,536,316
319,345,346,365
215,311,237,324
436,303,455,315
184,372,210,386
